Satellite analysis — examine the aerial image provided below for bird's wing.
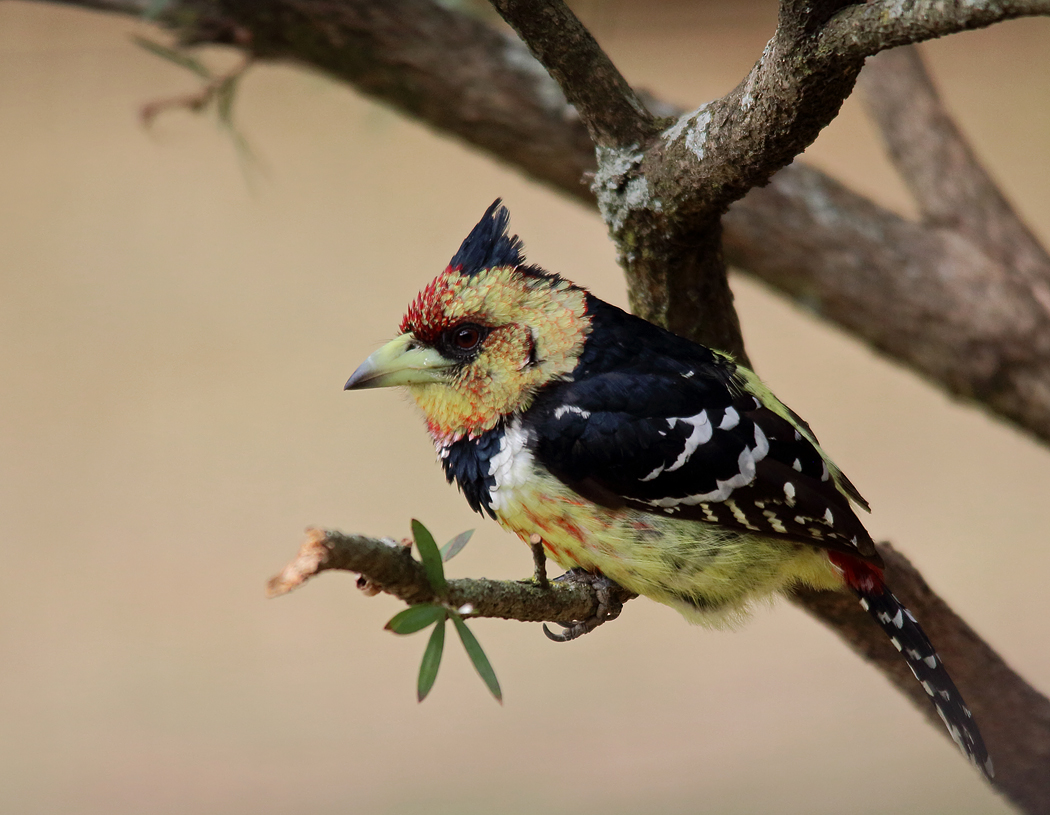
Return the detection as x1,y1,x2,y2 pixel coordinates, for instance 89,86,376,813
526,368,879,561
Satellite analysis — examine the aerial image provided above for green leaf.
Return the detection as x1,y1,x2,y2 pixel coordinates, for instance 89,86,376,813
216,75,239,127
440,529,474,562
452,615,502,703
385,604,444,635
132,36,211,79
142,0,172,20
412,519,447,595
417,615,446,702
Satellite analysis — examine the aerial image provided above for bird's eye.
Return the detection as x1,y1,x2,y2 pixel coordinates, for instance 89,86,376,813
452,324,483,351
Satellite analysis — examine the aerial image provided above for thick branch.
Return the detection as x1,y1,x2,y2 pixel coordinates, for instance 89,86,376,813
722,164,1050,436
826,0,1050,58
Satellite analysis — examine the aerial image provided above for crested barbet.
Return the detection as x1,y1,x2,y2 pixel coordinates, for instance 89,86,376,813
345,200,991,776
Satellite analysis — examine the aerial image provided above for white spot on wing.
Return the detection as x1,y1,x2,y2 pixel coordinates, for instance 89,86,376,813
763,509,787,534
824,508,834,525
663,411,713,473
553,404,591,420
752,423,769,459
644,421,769,506
792,458,802,472
719,406,739,431
783,481,796,506
726,499,758,530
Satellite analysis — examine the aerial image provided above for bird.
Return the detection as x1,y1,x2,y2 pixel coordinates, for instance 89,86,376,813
344,199,991,776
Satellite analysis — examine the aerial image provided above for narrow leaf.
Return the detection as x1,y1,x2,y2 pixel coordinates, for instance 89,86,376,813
385,604,444,635
417,615,446,702
452,615,502,703
440,529,474,562
132,36,211,79
216,75,239,126
142,0,172,20
412,519,447,594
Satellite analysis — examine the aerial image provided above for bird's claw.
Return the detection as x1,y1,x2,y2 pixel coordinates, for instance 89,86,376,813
542,569,635,643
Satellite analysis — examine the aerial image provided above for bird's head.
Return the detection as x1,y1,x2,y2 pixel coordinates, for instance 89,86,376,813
345,201,591,443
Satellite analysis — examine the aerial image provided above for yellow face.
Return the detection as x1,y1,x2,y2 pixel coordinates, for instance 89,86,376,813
346,266,590,443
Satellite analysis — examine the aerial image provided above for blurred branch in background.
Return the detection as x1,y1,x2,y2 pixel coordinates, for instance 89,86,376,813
32,0,1050,812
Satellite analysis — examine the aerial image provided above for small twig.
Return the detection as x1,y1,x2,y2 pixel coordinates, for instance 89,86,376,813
139,51,252,126
268,528,628,625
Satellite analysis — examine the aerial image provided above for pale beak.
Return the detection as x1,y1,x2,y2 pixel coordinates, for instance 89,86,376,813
344,333,456,390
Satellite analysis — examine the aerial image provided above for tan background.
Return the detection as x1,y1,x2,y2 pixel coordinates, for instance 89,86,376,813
2,2,1049,813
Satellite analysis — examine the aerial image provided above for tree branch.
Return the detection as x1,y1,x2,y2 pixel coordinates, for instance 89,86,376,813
794,544,1050,813
487,0,653,149
860,45,1050,286
267,528,629,625
825,0,1050,58
721,164,1050,437
31,0,1050,808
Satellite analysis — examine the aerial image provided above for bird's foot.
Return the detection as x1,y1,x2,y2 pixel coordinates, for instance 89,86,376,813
542,569,636,642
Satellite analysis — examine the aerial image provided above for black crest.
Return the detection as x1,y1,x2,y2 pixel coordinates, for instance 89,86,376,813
449,199,525,275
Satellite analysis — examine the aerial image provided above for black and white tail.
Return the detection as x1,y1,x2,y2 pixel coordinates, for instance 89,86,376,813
856,587,993,778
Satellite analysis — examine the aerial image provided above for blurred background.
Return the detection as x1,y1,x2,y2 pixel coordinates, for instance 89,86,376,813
2,2,1048,813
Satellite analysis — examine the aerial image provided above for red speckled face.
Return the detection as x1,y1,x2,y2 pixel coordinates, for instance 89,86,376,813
396,265,592,441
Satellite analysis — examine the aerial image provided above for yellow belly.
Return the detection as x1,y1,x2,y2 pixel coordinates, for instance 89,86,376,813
494,467,843,626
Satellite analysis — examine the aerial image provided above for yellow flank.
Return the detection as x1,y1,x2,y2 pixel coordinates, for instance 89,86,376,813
405,268,589,442
494,460,845,627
